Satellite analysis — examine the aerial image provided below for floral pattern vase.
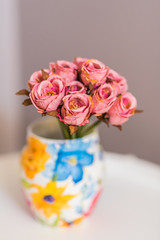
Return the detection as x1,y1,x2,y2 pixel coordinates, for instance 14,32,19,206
20,118,103,227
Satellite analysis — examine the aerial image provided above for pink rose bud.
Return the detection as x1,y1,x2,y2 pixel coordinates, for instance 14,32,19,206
92,83,118,114
30,75,65,113
49,60,78,84
28,69,50,90
49,62,55,71
59,93,93,126
107,69,128,94
65,81,86,94
81,59,109,88
109,92,137,126
74,57,88,70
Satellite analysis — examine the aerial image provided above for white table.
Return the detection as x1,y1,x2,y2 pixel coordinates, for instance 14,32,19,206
0,152,160,240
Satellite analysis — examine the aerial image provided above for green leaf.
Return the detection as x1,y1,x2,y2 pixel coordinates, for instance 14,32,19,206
22,98,32,106
47,111,58,117
16,89,30,96
41,69,49,80
52,216,59,226
135,109,143,114
113,125,122,131
69,125,78,135
21,179,32,189
98,178,102,185
37,217,47,225
52,174,58,181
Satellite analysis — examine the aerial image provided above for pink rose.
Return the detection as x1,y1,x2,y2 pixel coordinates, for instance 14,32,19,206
65,81,86,94
109,92,137,125
107,69,128,94
81,59,109,87
92,83,118,114
59,93,93,126
28,69,50,90
30,75,65,113
74,57,88,70
49,60,78,84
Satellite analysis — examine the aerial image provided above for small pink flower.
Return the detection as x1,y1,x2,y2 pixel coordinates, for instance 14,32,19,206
109,92,137,125
49,60,78,84
92,83,118,114
81,59,109,88
65,81,86,94
107,69,128,94
30,75,65,113
59,93,93,126
74,57,88,70
28,69,50,90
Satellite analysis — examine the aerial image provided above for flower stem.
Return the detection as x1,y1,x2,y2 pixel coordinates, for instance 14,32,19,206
58,119,101,139
71,132,77,139
76,125,86,138
58,119,71,139
80,120,101,137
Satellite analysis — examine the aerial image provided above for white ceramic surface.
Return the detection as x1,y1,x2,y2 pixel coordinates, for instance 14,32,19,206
0,152,160,240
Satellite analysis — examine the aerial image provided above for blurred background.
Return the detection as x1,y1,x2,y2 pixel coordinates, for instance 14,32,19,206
1,0,159,163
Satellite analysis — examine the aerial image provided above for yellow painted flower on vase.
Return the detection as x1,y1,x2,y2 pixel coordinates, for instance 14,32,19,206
21,137,50,179
31,181,76,218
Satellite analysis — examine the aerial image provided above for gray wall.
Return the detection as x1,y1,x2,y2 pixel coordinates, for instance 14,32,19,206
18,0,159,163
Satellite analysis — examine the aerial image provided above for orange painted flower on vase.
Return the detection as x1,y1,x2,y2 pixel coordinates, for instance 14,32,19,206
21,137,50,179
61,216,84,227
31,181,76,218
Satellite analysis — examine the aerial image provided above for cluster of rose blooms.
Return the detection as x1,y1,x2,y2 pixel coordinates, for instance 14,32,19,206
18,57,137,133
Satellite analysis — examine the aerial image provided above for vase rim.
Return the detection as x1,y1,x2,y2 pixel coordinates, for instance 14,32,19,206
27,117,99,143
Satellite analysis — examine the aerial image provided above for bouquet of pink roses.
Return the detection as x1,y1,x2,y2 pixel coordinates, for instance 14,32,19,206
17,57,139,139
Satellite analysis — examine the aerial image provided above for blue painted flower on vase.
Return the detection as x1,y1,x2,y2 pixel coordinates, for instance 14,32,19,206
42,162,55,179
53,150,94,183
99,149,103,161
60,138,94,152
42,143,58,179
81,175,97,199
46,143,59,156
81,182,95,199
42,138,96,182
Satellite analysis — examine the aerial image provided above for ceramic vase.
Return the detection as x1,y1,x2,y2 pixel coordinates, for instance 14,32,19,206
20,117,103,226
